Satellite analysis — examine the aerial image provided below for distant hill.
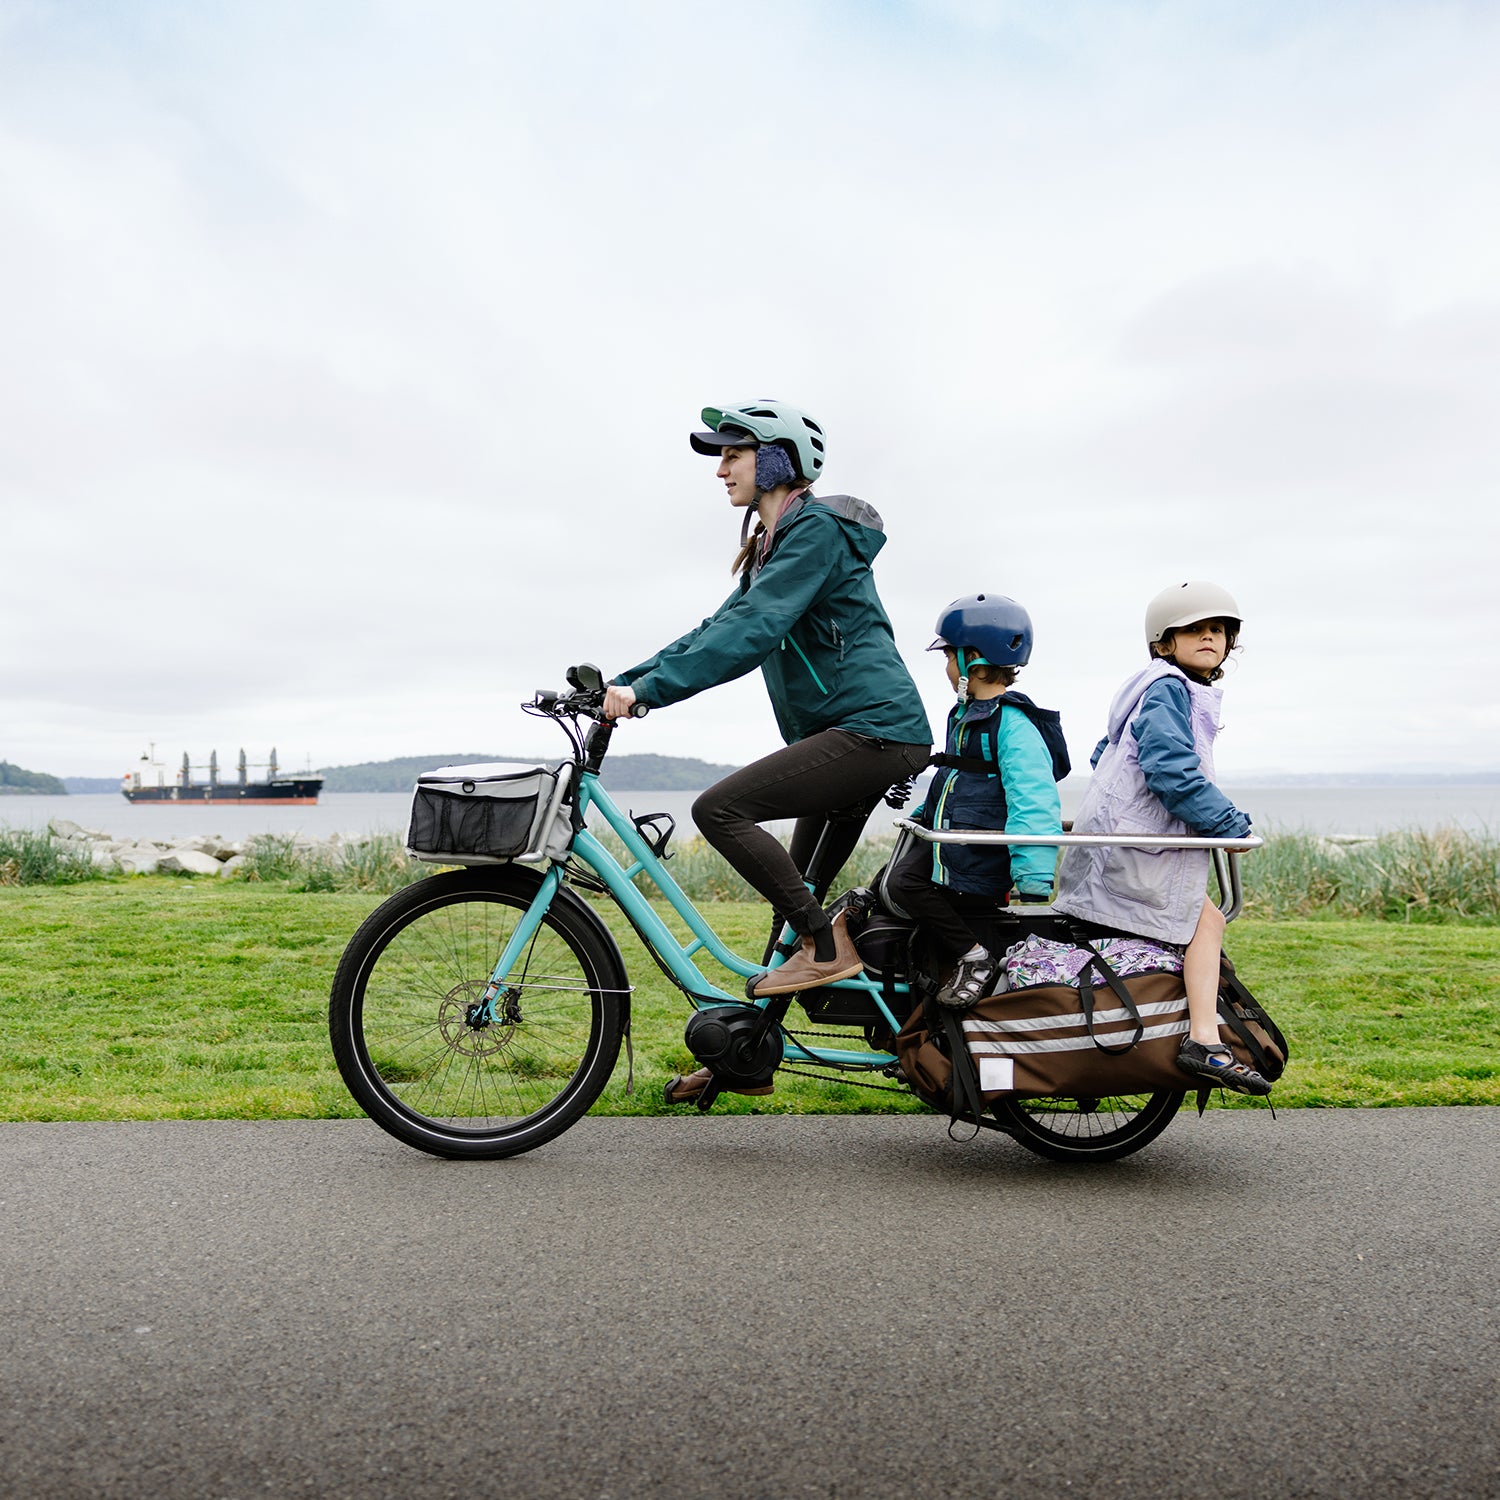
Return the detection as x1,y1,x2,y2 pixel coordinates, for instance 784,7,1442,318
318,752,742,793
0,761,67,795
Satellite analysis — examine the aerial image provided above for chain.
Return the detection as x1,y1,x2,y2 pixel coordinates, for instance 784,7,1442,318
783,1025,885,1042
778,1027,911,1095
776,1063,911,1095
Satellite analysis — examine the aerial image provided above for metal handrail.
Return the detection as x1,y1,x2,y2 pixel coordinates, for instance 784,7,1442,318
892,820,1262,923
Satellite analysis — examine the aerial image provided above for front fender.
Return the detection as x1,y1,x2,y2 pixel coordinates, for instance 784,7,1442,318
464,863,631,1026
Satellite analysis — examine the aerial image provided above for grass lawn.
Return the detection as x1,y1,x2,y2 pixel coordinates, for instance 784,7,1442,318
1,878,1496,1121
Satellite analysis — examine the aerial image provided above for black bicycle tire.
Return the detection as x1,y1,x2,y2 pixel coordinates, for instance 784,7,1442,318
329,866,626,1160
993,1088,1185,1163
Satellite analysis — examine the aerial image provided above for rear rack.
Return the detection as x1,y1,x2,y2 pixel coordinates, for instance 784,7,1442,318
892,821,1264,922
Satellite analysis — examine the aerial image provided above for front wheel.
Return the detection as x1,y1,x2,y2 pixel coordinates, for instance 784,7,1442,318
992,1089,1185,1162
329,867,627,1159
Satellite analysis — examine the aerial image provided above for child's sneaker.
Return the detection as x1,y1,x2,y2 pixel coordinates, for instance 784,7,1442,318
936,948,999,1010
1177,1038,1272,1095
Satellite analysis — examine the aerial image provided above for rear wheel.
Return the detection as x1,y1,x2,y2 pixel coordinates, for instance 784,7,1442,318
329,867,626,1159
993,1089,1185,1162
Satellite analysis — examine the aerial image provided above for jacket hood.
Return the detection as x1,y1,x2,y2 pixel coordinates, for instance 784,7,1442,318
1104,660,1193,743
775,492,887,565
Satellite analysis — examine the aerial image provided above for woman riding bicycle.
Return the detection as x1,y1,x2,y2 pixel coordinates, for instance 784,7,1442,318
602,400,931,1095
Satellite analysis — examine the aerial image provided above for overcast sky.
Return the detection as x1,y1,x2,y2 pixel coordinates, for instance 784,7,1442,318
3,0,1497,781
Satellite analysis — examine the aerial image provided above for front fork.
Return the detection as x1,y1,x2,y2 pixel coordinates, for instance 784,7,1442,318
469,864,566,1025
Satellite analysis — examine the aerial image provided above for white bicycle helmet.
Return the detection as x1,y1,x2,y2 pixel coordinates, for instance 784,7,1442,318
1145,581,1243,648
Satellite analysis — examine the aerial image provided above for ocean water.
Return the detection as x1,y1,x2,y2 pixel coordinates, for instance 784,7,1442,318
4,780,1498,844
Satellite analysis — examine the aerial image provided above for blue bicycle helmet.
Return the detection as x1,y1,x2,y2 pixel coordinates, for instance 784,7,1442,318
928,593,1034,670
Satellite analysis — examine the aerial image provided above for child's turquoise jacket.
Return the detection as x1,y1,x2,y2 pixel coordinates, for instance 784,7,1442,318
919,691,1063,899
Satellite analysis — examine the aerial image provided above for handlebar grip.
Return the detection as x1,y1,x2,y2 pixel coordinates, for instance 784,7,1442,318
628,702,650,718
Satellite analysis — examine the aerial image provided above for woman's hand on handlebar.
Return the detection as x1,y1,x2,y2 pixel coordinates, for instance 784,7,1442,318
602,684,638,722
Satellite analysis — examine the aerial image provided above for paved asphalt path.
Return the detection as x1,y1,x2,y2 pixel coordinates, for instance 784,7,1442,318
2,1109,1496,1500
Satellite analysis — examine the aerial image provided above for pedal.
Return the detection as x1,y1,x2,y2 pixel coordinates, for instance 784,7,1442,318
695,1077,723,1113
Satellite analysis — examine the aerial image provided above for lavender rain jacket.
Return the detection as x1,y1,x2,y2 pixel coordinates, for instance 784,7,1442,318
1052,660,1247,945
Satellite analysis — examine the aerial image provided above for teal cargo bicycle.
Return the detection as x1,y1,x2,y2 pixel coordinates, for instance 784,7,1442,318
328,665,1263,1164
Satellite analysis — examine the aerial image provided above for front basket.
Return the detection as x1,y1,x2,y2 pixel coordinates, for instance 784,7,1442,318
405,762,575,866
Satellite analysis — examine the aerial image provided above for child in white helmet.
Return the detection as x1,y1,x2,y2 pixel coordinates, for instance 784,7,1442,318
1052,582,1270,1095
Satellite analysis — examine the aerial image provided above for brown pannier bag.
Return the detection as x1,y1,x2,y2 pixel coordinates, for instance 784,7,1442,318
895,950,1287,1115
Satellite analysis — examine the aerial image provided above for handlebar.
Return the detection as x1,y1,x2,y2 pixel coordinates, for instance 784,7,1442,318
526,665,647,777
530,678,648,722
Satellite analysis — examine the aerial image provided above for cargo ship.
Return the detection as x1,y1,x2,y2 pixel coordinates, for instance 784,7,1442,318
122,746,323,805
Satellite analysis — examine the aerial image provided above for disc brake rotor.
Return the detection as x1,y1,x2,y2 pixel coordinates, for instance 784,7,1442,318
436,981,517,1058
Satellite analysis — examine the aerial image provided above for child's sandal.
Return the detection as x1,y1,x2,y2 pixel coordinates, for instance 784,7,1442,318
936,949,998,1010
1177,1038,1272,1096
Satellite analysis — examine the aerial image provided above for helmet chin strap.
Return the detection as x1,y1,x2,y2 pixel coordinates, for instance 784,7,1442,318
740,484,810,563
954,646,998,709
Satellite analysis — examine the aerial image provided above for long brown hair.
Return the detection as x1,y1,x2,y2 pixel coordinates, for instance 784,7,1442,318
730,472,810,576
732,510,766,577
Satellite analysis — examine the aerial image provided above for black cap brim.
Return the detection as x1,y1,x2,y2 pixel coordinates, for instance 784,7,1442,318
689,426,758,455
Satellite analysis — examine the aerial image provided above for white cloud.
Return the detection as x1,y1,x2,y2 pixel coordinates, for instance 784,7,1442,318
1,0,1497,779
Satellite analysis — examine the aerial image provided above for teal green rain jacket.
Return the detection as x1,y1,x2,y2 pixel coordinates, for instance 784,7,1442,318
615,494,931,748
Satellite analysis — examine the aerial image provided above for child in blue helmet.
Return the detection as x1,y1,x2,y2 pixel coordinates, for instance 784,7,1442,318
883,593,1068,1008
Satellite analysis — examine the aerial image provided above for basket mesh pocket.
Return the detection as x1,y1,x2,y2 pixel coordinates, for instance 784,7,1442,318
408,786,542,861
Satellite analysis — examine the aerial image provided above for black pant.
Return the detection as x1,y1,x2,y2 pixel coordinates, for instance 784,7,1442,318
692,729,930,930
883,825,1004,962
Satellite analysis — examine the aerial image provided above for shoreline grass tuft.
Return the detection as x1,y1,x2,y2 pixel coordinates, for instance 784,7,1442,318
1239,829,1500,923
0,827,103,886
4,822,1496,923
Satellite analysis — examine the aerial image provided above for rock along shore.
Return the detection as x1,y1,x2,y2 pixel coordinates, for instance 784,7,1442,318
43,818,353,877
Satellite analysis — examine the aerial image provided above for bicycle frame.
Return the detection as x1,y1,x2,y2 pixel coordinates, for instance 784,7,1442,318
479,766,904,1072
475,755,1264,1077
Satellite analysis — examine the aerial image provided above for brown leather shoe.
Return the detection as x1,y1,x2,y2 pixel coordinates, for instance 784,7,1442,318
748,910,864,997
663,1066,774,1105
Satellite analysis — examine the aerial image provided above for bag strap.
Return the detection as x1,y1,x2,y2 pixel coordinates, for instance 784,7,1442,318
1219,956,1290,1061
938,1003,985,1135
929,751,995,776
1075,941,1145,1054
1214,971,1277,1079
928,691,1070,784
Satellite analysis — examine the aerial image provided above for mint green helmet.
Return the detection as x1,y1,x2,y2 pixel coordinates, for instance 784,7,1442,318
689,399,826,485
